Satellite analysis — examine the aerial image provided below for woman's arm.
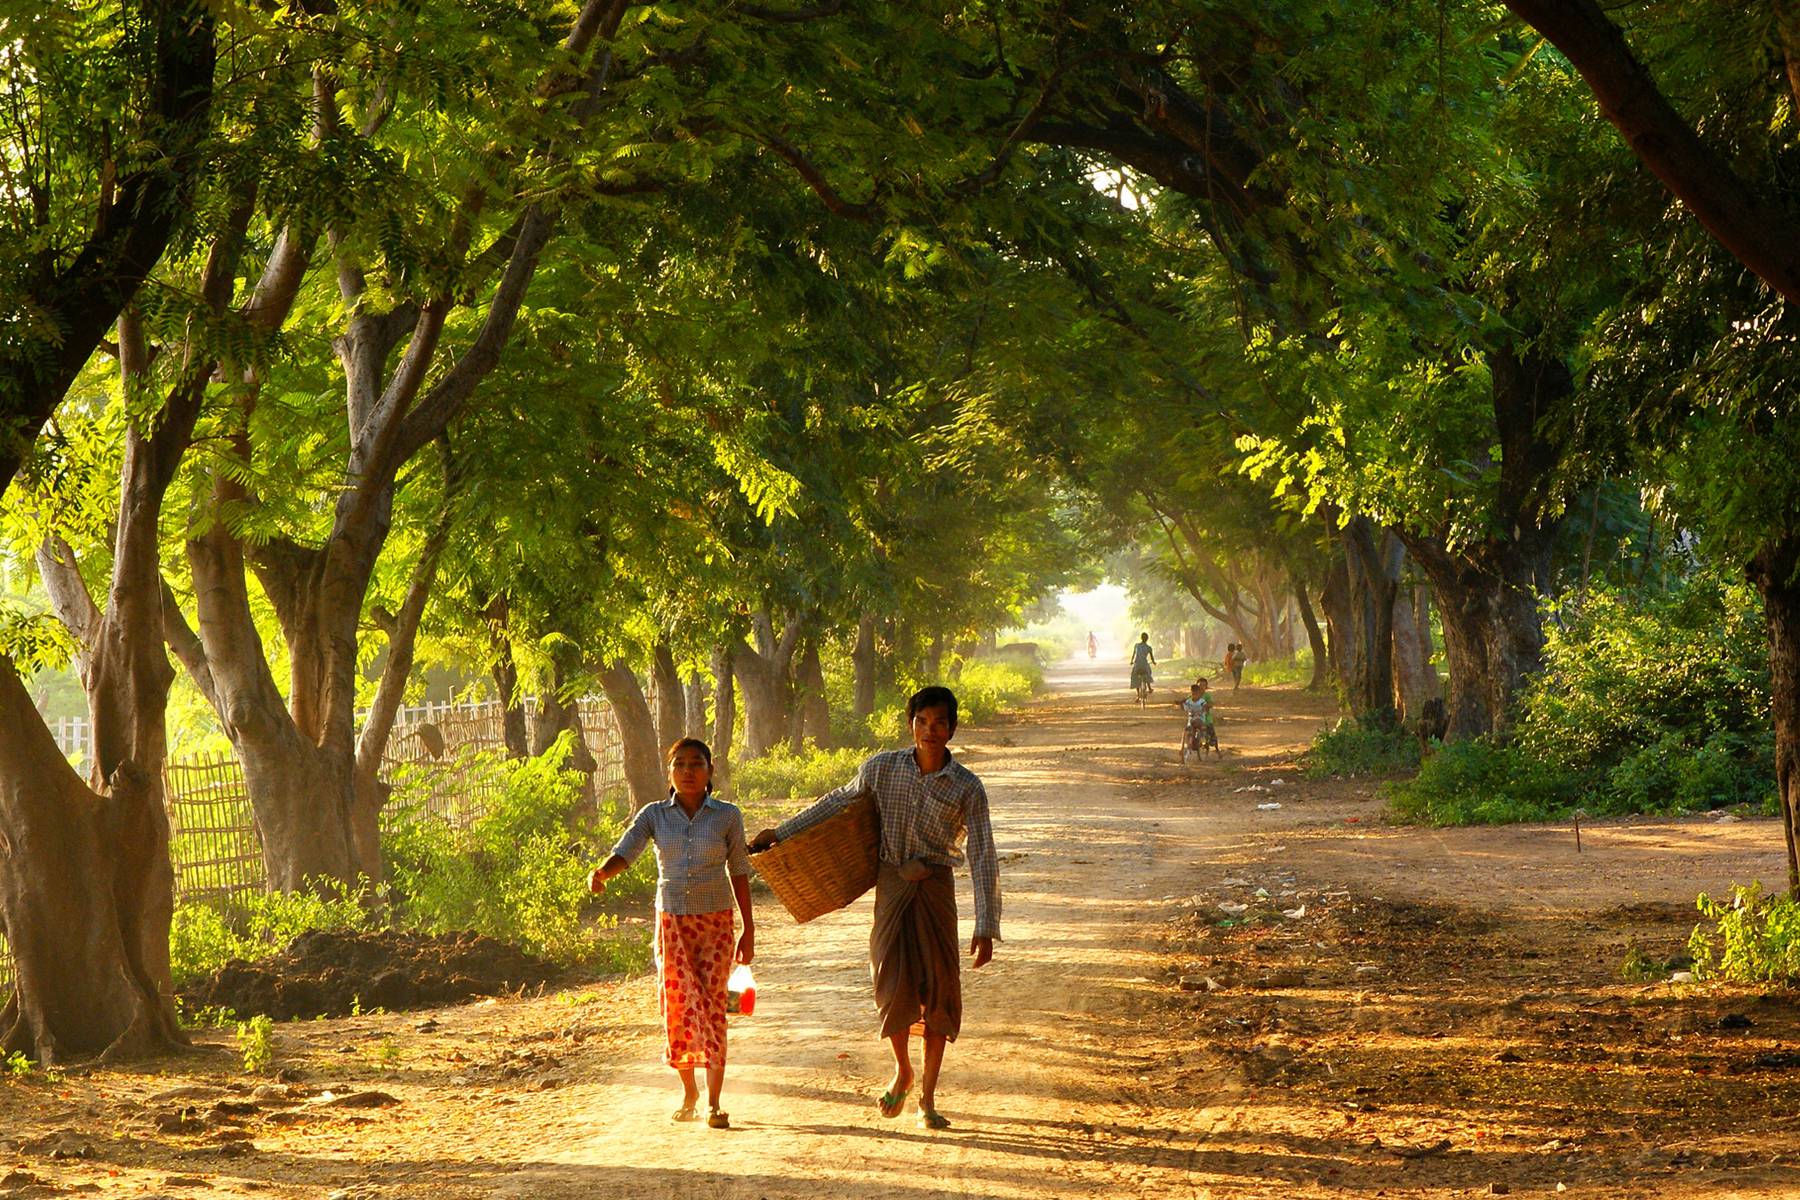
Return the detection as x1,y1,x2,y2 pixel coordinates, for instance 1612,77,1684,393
731,873,755,964
588,854,631,895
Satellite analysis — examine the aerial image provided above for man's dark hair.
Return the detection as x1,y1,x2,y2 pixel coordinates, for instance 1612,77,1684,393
907,685,959,733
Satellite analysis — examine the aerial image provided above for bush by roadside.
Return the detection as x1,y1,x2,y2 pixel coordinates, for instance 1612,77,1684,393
1389,572,1775,826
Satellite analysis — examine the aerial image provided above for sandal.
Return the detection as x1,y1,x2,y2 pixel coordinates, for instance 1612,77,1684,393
877,1086,909,1119
707,1108,730,1129
672,1104,701,1123
918,1108,951,1131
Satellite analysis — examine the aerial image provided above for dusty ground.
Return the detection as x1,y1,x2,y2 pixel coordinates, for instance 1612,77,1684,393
3,660,1797,1198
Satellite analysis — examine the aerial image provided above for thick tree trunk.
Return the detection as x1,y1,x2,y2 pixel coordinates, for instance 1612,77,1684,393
851,614,878,718
683,672,708,741
1392,584,1440,724
1319,556,1354,700
794,639,832,751
1293,578,1329,692
1749,536,1800,894
1342,519,1402,725
0,668,184,1064
734,612,801,758
531,665,598,809
485,600,530,759
651,642,684,752
597,663,667,811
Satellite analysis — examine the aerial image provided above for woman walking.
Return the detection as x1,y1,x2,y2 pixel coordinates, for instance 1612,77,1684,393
590,738,754,1128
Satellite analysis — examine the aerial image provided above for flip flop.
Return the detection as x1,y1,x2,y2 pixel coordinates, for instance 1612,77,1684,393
918,1108,951,1131
707,1108,730,1129
877,1086,909,1118
672,1104,701,1123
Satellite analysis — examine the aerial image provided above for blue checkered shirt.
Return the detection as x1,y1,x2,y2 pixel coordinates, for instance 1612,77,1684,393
776,748,1001,941
611,795,752,915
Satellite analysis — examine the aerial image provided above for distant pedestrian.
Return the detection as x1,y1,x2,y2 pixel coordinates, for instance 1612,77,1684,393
1227,644,1248,690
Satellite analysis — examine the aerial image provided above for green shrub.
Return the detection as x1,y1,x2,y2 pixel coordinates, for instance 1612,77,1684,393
1389,571,1775,826
385,734,631,965
1388,738,1579,825
237,1014,274,1073
733,743,869,804
952,657,1042,724
1243,651,1315,687
1305,717,1421,778
1689,883,1800,983
169,878,372,985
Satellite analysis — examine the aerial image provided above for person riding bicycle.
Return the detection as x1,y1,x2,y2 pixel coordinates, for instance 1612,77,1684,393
1086,631,1097,660
1181,679,1219,760
1129,633,1156,696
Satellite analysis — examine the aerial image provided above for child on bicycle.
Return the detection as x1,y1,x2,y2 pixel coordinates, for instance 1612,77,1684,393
1180,679,1220,761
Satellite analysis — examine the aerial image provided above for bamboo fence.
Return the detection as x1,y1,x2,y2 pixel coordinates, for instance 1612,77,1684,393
0,696,631,995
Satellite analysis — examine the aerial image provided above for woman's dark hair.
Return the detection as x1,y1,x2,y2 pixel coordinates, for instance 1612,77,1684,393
665,737,714,795
1139,631,1149,641
906,685,959,733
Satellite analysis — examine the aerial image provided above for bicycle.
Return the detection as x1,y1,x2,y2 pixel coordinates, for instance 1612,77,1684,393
1182,718,1220,764
1131,667,1153,708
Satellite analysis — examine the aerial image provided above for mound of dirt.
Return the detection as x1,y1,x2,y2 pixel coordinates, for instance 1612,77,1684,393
181,928,559,1020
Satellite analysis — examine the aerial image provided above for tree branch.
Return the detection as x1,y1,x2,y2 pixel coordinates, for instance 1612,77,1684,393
1503,0,1800,302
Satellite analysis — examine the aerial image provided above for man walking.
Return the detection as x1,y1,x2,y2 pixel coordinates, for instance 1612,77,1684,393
752,685,999,1131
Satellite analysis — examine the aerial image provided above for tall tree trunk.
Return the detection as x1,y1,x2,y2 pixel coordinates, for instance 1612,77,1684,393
1749,536,1800,894
651,641,684,752
851,614,878,718
1392,584,1439,724
682,672,708,740
794,639,832,750
1342,518,1402,725
531,660,598,809
710,646,736,794
1319,556,1354,701
485,598,530,759
596,663,667,812
1293,578,1329,692
733,612,801,758
0,669,182,1063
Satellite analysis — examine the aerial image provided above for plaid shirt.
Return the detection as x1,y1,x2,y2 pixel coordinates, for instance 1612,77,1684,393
611,794,752,916
777,748,1001,941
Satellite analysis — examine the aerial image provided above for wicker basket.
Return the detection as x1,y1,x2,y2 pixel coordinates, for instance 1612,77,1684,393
751,795,879,923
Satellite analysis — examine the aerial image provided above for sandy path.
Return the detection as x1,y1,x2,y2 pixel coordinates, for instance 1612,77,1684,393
484,658,1239,1198
13,660,1787,1198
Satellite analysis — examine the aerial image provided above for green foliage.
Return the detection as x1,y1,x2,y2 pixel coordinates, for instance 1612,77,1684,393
1690,884,1800,984
1243,653,1314,688
734,744,870,805
236,1014,274,1074
1388,739,1578,826
1305,718,1420,779
169,879,373,985
384,737,625,965
1618,945,1670,984
1391,573,1774,826
952,658,1042,725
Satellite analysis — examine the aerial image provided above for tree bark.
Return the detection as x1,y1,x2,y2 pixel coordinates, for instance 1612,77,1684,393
734,612,801,758
597,663,668,811
793,639,832,751
651,641,684,752
1392,584,1439,724
1501,0,1800,305
1342,519,1402,725
1318,555,1354,700
1293,577,1329,692
1749,536,1800,894
851,614,879,717
531,660,598,808
682,672,709,741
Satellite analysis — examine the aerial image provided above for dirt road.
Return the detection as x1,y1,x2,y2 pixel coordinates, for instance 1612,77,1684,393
5,660,1796,1198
